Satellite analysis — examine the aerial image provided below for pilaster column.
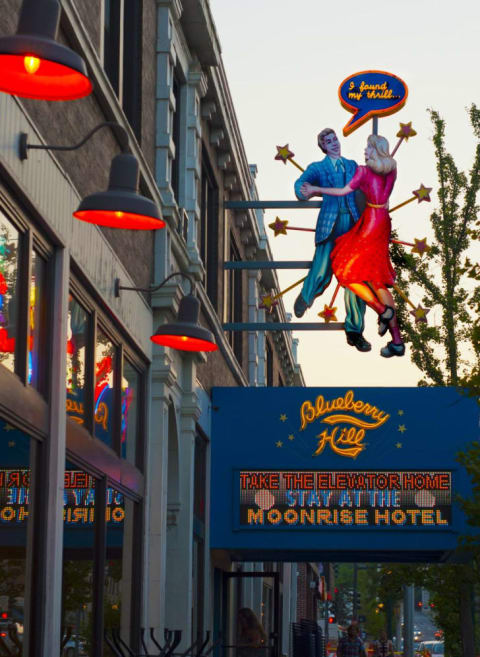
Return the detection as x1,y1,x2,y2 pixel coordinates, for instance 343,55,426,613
145,348,178,637
165,356,201,648
247,270,261,385
257,306,266,386
184,61,208,273
154,0,182,210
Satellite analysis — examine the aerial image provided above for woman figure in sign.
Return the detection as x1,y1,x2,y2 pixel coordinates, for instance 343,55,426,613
300,134,403,357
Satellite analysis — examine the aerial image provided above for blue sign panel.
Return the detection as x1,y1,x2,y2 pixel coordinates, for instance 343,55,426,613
339,70,408,136
210,387,479,562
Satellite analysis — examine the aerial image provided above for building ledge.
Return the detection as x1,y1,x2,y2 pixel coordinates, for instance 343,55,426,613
180,0,222,66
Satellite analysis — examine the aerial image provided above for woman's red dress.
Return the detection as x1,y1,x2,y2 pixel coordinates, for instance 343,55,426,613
331,165,397,287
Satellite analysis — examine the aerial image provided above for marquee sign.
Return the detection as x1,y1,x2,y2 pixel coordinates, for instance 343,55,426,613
240,470,451,528
211,387,479,562
338,70,408,136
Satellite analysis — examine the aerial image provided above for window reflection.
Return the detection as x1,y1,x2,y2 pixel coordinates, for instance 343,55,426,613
0,212,20,374
29,251,47,391
61,464,95,657
104,491,133,657
121,360,139,464
0,419,32,650
66,297,89,427
95,331,115,448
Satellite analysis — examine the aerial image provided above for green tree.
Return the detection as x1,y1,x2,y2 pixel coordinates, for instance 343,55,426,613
385,106,480,657
392,106,480,386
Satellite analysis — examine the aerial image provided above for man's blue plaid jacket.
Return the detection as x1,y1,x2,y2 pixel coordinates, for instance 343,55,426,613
294,156,360,244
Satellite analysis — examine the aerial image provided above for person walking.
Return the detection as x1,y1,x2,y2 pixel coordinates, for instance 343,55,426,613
337,625,367,657
372,631,394,657
237,607,267,657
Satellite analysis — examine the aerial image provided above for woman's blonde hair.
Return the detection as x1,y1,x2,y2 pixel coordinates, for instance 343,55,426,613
366,134,396,175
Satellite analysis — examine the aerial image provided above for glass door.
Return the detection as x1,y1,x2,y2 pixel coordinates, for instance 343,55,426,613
221,571,280,657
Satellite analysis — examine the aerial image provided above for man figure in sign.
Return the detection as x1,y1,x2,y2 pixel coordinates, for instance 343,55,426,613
293,128,369,352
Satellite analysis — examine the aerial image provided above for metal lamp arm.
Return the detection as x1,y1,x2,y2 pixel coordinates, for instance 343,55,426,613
19,121,130,160
114,272,195,298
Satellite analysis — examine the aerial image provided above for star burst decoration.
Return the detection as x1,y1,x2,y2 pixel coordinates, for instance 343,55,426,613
318,305,338,322
274,144,294,164
259,294,278,314
397,122,417,140
268,217,289,237
410,304,430,324
411,237,431,257
413,184,433,203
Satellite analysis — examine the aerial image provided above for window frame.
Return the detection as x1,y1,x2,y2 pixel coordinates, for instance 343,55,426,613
69,272,148,475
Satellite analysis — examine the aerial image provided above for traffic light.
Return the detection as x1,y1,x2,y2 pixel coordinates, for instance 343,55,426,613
416,601,423,610
429,602,435,608
328,616,336,624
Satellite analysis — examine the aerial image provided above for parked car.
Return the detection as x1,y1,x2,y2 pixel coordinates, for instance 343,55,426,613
418,641,444,657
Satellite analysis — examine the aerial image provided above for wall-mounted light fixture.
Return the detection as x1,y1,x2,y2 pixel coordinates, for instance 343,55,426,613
0,0,92,100
20,122,165,230
115,273,218,353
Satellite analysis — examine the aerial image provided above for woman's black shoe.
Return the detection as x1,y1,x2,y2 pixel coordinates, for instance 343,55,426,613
378,305,394,336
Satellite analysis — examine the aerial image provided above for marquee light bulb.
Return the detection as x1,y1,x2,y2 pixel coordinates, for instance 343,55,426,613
24,56,40,74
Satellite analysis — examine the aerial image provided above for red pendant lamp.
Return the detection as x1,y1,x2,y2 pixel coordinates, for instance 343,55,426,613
115,274,218,353
74,153,165,230
0,0,92,101
151,294,218,352
20,123,164,229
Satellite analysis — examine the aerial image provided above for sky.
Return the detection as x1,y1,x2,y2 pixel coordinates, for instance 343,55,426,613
208,0,480,387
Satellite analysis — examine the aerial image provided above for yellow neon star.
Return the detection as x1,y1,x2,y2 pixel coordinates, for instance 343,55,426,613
259,294,277,314
413,184,433,203
276,440,283,448
410,305,430,324
396,442,403,449
274,144,295,163
3,424,14,432
318,305,338,323
411,237,431,257
398,424,407,433
397,122,417,140
288,434,295,441
268,217,289,237
398,409,404,416
8,441,16,447
280,414,287,422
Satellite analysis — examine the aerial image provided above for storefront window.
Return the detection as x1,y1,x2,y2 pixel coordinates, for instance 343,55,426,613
67,297,89,427
29,250,47,391
104,490,133,656
61,464,96,657
0,212,20,374
95,331,115,448
121,360,139,464
0,420,32,650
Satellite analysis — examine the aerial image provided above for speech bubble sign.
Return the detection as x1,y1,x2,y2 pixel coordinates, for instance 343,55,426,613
338,70,408,136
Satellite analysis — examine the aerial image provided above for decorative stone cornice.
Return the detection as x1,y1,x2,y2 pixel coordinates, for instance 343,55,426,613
188,63,208,98
152,350,177,379
209,128,224,147
180,390,201,423
201,100,217,120
156,0,183,21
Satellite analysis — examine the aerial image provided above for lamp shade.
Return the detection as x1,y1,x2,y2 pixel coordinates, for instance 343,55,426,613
74,153,165,229
151,295,218,352
0,0,92,100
